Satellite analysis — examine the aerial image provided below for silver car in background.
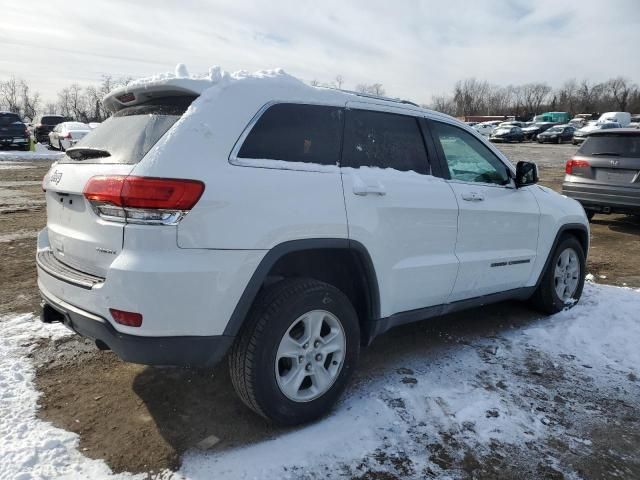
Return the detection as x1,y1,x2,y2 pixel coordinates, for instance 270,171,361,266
562,128,640,220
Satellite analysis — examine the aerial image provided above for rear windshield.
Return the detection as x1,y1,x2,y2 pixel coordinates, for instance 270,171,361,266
59,96,195,164
0,113,22,126
41,115,64,125
578,135,640,158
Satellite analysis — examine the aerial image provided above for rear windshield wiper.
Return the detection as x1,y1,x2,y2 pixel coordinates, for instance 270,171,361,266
590,152,621,156
65,147,111,160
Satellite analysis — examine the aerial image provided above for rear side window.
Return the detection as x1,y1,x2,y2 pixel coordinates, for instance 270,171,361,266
59,96,195,164
237,103,343,165
578,135,640,158
41,116,64,125
0,113,22,125
342,109,429,173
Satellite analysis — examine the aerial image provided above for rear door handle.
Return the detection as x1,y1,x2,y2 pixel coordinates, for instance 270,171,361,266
353,183,386,196
461,191,484,202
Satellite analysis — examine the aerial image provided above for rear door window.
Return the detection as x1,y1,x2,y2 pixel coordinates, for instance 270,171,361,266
342,109,429,174
237,103,343,165
59,96,195,164
579,135,640,158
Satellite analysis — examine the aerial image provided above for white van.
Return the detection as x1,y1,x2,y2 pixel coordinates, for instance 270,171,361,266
598,112,631,127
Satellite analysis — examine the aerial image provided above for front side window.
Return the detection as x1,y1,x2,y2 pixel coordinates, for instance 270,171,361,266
432,121,510,185
342,109,428,173
237,103,343,165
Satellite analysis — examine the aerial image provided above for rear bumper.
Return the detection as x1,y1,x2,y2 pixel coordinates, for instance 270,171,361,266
36,227,266,337
40,287,233,367
562,181,640,213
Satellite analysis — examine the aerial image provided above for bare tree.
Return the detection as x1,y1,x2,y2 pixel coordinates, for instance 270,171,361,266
355,83,386,96
309,79,320,87
520,82,552,115
334,75,344,89
19,80,40,121
0,76,21,113
452,78,491,116
429,94,456,115
557,79,578,115
606,77,636,111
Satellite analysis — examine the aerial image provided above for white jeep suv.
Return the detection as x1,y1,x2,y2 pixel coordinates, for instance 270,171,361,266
38,69,589,425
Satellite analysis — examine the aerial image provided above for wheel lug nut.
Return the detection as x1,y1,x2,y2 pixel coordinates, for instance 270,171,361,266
303,343,309,349
332,360,338,365
314,340,320,348
298,356,304,362
305,363,312,371
315,353,322,361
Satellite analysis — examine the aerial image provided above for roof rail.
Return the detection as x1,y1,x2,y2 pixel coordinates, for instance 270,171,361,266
317,86,420,108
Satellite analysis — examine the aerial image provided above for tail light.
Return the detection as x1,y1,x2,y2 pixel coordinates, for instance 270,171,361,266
83,176,205,225
110,308,143,327
565,158,590,175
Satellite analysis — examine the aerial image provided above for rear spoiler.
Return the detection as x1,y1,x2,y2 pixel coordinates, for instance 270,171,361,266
103,84,205,113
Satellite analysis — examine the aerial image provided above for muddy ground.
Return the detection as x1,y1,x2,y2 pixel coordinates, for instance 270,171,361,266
1,143,639,478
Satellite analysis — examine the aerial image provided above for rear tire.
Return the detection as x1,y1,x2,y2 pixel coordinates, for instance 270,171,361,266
58,140,65,152
229,278,360,425
531,236,585,314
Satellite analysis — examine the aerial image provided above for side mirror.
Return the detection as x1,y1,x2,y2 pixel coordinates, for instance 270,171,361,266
515,161,538,188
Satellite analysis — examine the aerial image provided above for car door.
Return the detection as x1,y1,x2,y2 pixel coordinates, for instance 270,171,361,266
428,119,540,302
340,104,459,317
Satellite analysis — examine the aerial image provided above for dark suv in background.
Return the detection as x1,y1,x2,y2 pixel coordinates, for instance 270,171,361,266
562,128,640,220
34,115,65,143
0,112,30,151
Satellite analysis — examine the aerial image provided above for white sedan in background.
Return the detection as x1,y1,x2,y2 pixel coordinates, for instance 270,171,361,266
473,120,502,136
48,122,91,151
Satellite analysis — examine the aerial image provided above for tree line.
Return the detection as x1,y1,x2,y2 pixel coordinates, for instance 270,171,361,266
2,72,637,124
429,77,639,119
0,75,131,123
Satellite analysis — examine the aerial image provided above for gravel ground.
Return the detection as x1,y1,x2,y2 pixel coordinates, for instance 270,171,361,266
1,142,639,478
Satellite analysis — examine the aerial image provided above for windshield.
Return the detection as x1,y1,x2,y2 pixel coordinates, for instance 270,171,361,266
547,127,563,133
60,96,195,164
579,135,640,158
0,113,22,126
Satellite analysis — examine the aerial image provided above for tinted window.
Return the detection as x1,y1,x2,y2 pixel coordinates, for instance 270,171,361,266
41,115,65,125
0,113,22,126
342,109,428,173
432,121,510,185
59,96,194,164
578,135,640,158
238,103,343,165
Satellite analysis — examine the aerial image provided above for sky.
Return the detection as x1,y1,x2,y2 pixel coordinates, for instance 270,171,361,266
1,0,639,105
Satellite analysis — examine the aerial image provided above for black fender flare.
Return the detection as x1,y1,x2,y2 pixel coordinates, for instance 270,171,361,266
534,222,589,288
223,238,381,337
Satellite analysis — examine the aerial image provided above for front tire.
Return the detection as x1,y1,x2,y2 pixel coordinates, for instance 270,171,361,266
531,236,585,314
229,278,360,425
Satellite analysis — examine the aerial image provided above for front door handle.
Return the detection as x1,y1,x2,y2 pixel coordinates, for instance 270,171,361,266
461,191,485,202
353,182,386,196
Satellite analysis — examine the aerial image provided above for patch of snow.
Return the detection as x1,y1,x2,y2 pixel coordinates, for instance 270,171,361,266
0,314,145,480
3,284,639,478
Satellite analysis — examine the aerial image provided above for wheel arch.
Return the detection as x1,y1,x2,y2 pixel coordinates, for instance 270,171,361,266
224,239,381,344
535,222,589,288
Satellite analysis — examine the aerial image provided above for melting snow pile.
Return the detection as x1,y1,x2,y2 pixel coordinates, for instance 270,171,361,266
1,283,639,479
